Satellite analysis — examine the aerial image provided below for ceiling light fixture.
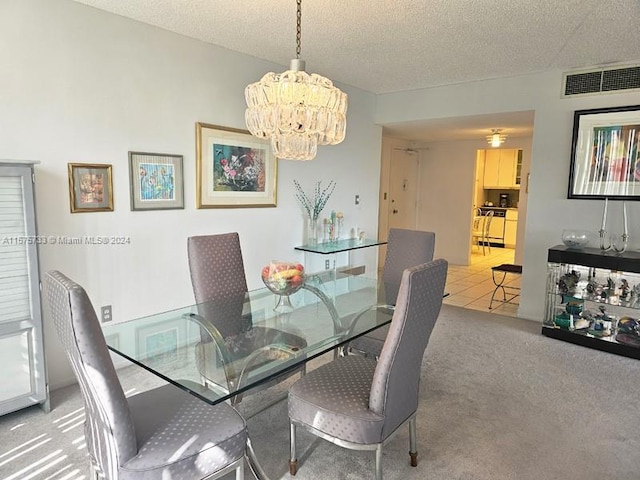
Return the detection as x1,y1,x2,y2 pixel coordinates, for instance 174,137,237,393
487,129,507,147
244,0,348,161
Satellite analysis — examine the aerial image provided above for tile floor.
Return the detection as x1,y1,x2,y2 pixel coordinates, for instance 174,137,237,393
444,246,521,317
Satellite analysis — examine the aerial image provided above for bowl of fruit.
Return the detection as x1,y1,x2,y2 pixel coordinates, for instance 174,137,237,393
261,261,306,296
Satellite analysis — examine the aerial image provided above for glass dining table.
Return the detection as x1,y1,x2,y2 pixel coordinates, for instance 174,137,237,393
102,272,394,480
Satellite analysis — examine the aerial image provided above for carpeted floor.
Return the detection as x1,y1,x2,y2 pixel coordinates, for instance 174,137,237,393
2,304,639,480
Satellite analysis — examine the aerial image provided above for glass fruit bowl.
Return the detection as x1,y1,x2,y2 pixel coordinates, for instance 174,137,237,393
561,230,590,249
261,262,306,296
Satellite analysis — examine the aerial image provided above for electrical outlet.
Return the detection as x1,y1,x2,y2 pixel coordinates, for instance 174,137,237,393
101,305,112,323
325,260,330,270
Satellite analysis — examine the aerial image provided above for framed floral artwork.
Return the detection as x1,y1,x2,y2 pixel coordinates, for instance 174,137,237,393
568,105,640,200
195,122,277,208
68,163,113,213
128,151,184,210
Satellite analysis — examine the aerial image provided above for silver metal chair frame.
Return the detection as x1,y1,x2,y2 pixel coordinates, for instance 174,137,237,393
289,413,417,480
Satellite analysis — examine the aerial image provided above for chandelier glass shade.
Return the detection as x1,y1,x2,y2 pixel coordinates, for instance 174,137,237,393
487,129,507,147
245,61,347,160
244,1,348,161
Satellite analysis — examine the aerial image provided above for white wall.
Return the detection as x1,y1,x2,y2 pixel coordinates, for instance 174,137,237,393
376,72,640,321
414,137,533,265
0,0,381,389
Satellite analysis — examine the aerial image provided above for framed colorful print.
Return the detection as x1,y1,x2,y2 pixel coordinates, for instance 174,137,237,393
68,163,114,213
195,122,277,208
128,152,184,211
568,105,640,200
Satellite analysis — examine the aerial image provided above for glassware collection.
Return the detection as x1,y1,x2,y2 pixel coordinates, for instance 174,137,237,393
546,262,640,347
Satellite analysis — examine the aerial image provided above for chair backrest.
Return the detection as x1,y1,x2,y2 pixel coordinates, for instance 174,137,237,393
188,233,248,302
369,259,448,438
45,271,136,478
381,228,435,305
187,233,251,338
483,210,495,235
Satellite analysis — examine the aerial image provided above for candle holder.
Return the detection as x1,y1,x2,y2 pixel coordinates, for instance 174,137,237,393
612,233,629,254
599,229,612,252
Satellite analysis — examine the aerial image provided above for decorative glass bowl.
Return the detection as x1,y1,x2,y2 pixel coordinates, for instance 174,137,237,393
261,262,306,296
561,230,590,248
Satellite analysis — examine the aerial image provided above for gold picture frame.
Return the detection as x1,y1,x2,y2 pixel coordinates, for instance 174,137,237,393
195,122,277,208
68,163,114,213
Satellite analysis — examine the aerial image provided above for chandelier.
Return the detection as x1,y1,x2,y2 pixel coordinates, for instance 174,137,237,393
244,0,348,161
487,129,507,147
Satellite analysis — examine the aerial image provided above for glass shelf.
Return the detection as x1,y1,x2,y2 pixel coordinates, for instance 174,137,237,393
294,238,386,255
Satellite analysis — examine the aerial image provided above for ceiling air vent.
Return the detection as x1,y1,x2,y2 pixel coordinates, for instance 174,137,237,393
563,65,640,97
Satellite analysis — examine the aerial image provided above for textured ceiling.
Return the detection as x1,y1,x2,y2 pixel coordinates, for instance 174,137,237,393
69,0,640,139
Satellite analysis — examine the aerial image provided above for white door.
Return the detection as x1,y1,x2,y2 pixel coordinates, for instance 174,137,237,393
388,149,418,230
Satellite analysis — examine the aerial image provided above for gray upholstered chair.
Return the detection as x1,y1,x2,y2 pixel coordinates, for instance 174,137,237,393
44,270,247,480
347,228,435,358
288,259,448,480
187,232,307,400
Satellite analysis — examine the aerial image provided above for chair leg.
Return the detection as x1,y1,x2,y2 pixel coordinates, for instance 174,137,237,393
409,417,418,467
289,422,298,475
235,458,244,480
375,444,383,480
89,463,98,480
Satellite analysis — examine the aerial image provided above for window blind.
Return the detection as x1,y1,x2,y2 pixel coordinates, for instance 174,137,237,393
0,177,30,323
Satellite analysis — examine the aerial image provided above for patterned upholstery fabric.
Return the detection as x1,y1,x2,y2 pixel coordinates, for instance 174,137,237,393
289,355,382,444
45,271,247,480
288,260,448,458
349,229,435,357
122,385,247,479
381,228,436,305
370,259,447,438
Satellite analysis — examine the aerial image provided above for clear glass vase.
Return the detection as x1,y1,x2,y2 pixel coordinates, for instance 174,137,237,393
306,217,318,246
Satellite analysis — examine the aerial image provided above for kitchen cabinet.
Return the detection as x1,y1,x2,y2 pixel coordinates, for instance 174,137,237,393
544,245,640,359
504,209,518,247
483,149,521,189
484,150,501,188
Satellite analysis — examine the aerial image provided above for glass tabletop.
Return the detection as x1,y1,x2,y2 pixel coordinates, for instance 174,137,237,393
103,274,393,406
294,237,387,254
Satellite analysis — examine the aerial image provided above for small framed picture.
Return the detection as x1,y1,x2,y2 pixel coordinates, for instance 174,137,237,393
568,104,640,200
68,163,114,213
195,122,277,208
128,152,184,210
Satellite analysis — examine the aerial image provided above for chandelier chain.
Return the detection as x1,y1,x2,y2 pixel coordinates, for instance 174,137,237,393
296,0,302,59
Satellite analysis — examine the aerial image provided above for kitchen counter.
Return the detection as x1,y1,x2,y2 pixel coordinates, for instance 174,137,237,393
480,206,518,211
